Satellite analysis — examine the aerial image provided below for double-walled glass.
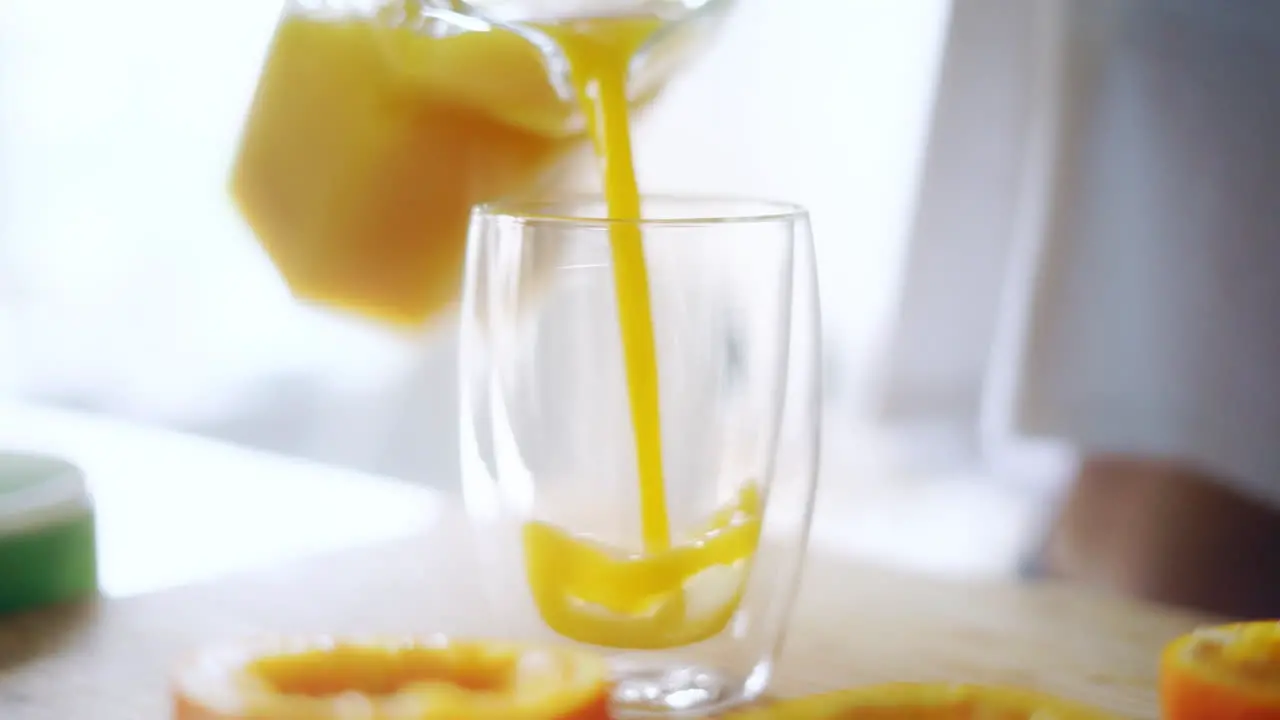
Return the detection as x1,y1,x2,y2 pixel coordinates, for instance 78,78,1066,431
459,196,821,717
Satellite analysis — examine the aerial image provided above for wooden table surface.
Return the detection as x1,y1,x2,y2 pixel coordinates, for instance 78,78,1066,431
0,501,1216,720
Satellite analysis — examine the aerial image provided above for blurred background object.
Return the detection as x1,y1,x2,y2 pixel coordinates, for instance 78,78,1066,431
0,0,1059,580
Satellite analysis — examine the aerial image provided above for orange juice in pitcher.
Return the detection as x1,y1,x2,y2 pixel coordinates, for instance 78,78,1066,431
231,0,725,328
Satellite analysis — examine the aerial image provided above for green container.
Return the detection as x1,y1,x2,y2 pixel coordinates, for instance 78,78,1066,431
0,452,98,615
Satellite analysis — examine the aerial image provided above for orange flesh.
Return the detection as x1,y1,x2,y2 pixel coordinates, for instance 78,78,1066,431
721,683,1126,719
1160,621,1280,720
249,645,516,696
172,638,611,720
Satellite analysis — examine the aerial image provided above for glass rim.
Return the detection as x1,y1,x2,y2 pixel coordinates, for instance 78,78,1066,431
474,193,809,228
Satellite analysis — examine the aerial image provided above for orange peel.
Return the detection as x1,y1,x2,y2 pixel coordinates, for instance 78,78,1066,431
1160,620,1280,720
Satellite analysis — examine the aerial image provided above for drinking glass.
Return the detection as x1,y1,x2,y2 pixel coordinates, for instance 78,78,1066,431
459,195,820,717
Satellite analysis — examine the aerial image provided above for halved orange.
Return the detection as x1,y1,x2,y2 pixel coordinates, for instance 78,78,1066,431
172,635,611,719
1161,620,1280,720
720,683,1125,719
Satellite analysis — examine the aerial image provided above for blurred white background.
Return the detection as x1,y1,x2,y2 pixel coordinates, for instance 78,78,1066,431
0,0,1051,576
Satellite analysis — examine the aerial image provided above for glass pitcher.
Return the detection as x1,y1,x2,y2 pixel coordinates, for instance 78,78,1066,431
229,0,734,328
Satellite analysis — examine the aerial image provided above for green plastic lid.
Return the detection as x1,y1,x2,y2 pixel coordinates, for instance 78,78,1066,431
0,452,98,615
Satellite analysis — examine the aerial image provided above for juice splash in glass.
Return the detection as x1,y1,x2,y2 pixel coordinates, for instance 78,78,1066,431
460,196,822,716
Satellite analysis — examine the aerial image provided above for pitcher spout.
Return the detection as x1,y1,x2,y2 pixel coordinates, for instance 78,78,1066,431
381,0,736,106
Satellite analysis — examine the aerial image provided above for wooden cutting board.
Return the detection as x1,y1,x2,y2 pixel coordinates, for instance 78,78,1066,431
0,510,1216,720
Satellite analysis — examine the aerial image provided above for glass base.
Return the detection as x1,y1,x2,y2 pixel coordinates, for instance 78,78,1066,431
607,657,761,718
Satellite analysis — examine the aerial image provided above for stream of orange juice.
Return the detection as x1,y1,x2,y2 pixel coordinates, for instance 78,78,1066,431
231,7,760,650
524,20,762,649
